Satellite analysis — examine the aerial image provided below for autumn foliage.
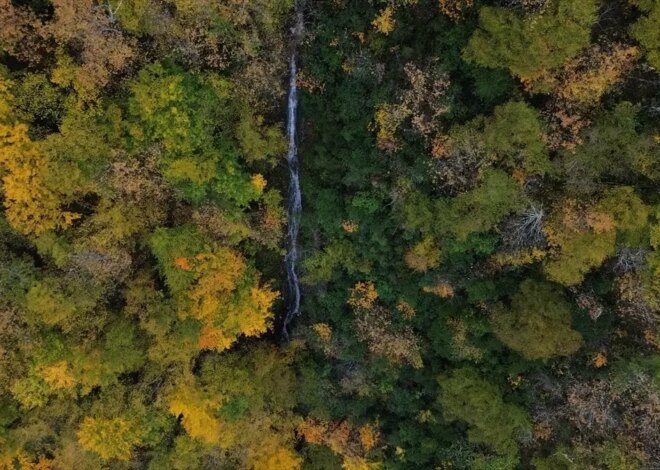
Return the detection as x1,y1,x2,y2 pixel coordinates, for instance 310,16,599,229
0,0,658,468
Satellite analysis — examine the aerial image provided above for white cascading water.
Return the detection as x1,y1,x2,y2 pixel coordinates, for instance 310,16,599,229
282,4,303,341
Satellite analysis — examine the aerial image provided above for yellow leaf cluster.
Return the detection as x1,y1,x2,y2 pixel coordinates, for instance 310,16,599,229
187,250,247,321
242,285,278,337
77,417,137,461
422,281,454,298
297,418,327,445
585,209,616,233
396,301,416,318
0,124,79,235
168,386,222,445
251,173,267,193
372,103,409,151
404,237,441,272
348,281,379,311
1,452,55,470
198,323,234,351
251,446,302,470
38,361,75,390
555,45,638,105
358,424,379,451
297,418,380,462
312,322,333,343
185,249,277,351
372,7,395,35
544,200,617,246
543,201,617,285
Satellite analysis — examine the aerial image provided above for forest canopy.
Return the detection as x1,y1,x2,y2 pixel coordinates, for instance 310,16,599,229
0,0,658,469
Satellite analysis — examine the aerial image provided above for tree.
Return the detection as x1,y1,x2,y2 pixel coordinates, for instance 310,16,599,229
78,318,146,390
150,227,277,351
552,44,639,106
297,419,381,469
428,119,487,195
463,0,598,86
0,124,80,235
443,169,526,240
642,206,660,310
0,0,49,65
168,381,223,445
482,101,550,175
127,63,263,206
595,186,649,237
47,0,136,103
630,0,660,69
11,73,66,131
77,416,142,461
372,60,451,149
167,346,300,468
25,278,97,328
302,240,372,284
438,368,531,455
439,0,475,21
490,280,583,360
372,7,396,35
543,200,617,285
544,188,649,285
561,103,654,194
348,281,422,368
186,249,277,351
404,237,441,272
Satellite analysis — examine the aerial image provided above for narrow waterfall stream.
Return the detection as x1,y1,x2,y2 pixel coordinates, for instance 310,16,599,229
282,4,304,341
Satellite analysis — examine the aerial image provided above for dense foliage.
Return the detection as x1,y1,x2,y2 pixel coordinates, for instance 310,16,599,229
0,0,658,469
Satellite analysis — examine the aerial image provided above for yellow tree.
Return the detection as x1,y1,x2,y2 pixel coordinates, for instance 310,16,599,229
77,416,142,461
0,124,79,235
150,227,278,352
167,382,224,446
182,249,278,351
166,346,300,468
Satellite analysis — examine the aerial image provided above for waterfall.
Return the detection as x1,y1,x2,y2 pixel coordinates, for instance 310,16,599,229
282,4,303,341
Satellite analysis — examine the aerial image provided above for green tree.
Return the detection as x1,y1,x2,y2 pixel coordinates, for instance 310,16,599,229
438,368,531,455
543,199,617,285
490,280,583,360
464,0,598,85
630,0,660,69
127,63,262,206
544,187,649,285
562,103,656,194
482,101,550,175
443,169,526,240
